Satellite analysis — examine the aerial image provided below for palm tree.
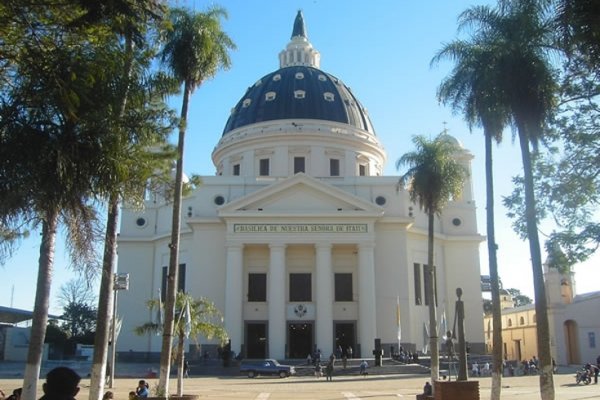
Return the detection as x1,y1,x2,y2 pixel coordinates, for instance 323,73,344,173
457,2,559,398
432,36,510,400
157,6,235,395
396,134,467,388
135,292,227,396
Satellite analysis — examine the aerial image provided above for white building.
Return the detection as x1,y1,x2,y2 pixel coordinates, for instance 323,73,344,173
116,11,485,360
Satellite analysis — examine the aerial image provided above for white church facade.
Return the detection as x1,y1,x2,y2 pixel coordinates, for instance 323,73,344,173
116,11,485,360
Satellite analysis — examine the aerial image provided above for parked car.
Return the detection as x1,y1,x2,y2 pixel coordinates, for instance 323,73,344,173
240,359,296,378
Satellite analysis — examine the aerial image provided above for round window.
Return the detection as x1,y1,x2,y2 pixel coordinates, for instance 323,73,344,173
452,218,462,226
136,217,146,227
214,195,225,206
375,196,386,206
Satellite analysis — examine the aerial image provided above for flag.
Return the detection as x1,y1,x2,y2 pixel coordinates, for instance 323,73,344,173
422,322,429,354
156,289,163,335
184,298,192,338
440,309,448,341
396,296,402,342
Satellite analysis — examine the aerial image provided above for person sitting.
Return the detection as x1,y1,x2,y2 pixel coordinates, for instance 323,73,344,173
359,360,368,376
128,392,137,400
102,392,113,400
135,380,149,398
314,362,322,378
39,367,81,400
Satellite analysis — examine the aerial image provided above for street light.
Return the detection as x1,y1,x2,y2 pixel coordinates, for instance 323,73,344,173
109,273,129,388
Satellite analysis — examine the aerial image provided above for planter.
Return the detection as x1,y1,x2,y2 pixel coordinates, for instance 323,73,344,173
433,380,479,400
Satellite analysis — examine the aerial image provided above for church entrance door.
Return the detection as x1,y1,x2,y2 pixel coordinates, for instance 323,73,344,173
288,322,313,359
246,322,267,359
335,322,356,357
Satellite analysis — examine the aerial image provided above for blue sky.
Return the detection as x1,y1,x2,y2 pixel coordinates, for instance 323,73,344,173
2,0,598,315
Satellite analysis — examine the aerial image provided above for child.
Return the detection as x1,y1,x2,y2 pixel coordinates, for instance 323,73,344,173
135,380,149,398
129,391,137,400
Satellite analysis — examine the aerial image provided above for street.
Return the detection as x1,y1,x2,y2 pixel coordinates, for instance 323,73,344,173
2,371,599,400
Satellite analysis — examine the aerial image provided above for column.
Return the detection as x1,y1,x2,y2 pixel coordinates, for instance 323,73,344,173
224,244,243,355
268,243,286,359
358,243,376,357
315,243,333,356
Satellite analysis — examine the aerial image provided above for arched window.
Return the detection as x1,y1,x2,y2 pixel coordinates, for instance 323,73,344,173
507,318,512,327
520,316,525,325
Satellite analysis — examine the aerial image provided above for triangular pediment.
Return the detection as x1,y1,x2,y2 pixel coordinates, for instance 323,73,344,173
218,174,383,217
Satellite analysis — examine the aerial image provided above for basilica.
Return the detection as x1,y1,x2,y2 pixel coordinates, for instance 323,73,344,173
116,11,485,360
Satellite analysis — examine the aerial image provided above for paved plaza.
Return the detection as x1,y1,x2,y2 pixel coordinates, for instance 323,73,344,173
2,371,599,400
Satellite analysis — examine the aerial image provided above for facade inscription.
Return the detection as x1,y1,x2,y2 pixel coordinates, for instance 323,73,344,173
233,223,368,233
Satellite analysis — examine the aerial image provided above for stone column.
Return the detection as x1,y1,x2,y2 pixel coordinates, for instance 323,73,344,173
224,244,243,355
315,243,333,356
268,243,286,359
358,243,376,357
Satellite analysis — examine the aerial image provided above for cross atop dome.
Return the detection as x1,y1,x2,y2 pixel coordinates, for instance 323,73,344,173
279,11,320,68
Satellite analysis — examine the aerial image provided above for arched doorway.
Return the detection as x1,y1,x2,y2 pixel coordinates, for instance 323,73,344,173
564,320,580,364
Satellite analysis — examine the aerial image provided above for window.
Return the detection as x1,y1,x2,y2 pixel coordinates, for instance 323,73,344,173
242,99,251,108
318,74,326,81
289,273,311,302
589,332,596,348
330,159,340,176
507,319,512,327
294,157,305,174
248,273,267,302
259,158,270,176
520,316,525,325
161,264,186,300
423,264,438,307
324,92,335,102
294,90,306,99
265,91,276,101
359,164,367,176
334,273,353,301
414,263,422,305
233,164,240,176
273,74,281,81
295,72,304,79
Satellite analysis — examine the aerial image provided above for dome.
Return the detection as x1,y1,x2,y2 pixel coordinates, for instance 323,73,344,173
222,66,375,136
221,10,375,137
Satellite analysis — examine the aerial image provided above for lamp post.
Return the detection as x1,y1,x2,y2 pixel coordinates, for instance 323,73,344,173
109,273,129,388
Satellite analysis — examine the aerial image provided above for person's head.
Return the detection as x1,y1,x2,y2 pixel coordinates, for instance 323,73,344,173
43,367,80,398
137,380,146,388
128,391,137,400
102,392,113,400
13,388,22,399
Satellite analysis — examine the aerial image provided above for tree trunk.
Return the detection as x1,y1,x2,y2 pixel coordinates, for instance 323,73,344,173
159,81,191,396
485,133,503,400
89,194,119,400
426,211,439,385
22,209,59,400
517,127,555,400
89,32,134,400
176,333,185,396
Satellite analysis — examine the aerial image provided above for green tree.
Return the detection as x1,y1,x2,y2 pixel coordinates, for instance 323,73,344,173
433,32,510,400
456,2,560,398
61,302,98,339
506,288,534,307
157,6,235,395
396,134,467,388
135,292,227,396
0,4,175,400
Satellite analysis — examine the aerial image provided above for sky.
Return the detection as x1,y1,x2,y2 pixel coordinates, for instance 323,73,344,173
1,0,598,316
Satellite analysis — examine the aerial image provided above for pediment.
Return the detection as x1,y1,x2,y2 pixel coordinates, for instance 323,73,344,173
218,174,383,217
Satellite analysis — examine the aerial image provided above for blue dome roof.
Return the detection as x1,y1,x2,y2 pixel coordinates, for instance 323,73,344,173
222,66,375,136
